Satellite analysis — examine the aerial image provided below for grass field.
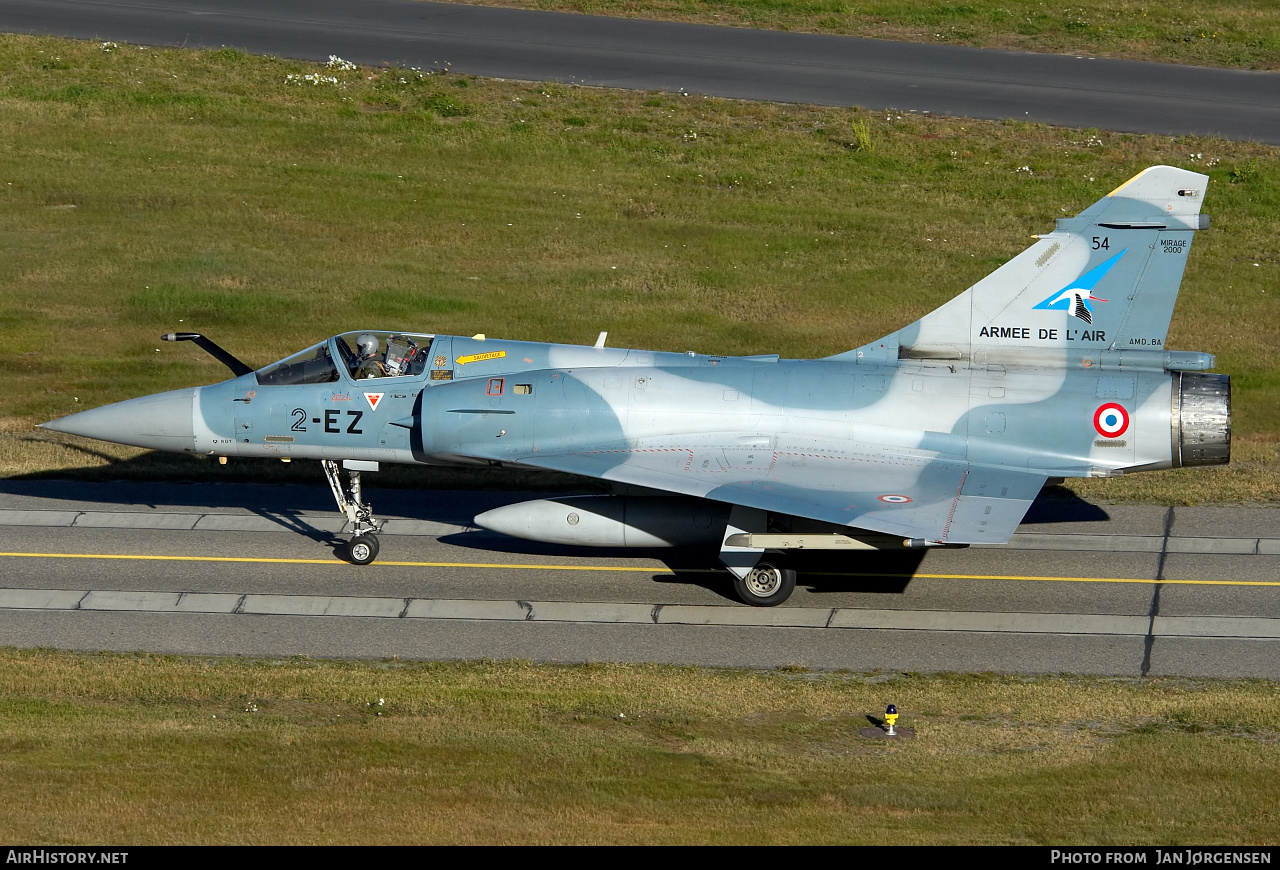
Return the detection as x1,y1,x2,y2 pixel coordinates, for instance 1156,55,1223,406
445,0,1280,69
0,34,1276,504
2,648,1279,845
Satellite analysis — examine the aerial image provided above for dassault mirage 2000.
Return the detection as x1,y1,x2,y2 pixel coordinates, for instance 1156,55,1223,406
42,166,1230,606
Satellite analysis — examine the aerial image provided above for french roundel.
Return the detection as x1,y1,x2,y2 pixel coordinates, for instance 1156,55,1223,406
1093,403,1130,438
877,494,913,504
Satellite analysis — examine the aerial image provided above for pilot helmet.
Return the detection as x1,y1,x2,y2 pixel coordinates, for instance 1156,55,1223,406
356,334,379,357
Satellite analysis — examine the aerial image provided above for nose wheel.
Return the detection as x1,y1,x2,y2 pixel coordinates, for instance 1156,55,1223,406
322,459,384,565
345,534,380,566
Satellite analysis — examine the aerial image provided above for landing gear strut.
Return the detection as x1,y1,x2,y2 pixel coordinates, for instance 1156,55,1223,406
719,505,797,606
322,459,383,565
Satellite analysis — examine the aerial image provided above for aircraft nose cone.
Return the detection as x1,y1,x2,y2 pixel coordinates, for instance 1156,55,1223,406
40,387,197,453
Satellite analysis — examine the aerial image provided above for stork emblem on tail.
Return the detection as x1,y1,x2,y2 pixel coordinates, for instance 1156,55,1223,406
1034,249,1124,322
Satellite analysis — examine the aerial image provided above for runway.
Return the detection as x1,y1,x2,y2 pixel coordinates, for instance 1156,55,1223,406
2,0,1278,142
1,480,1276,677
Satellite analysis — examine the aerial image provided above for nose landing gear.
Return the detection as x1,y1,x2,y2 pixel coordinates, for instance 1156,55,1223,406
322,459,384,565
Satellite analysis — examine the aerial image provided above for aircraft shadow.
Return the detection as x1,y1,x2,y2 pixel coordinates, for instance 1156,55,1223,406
779,550,921,596
438,531,748,601
439,531,922,599
443,537,760,604
1022,484,1111,524
0,455,599,528
4,452,1110,600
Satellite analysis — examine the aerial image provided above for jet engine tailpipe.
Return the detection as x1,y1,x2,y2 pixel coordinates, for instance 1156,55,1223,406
1173,372,1230,468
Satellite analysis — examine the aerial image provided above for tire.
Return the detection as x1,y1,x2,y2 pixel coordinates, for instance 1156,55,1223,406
733,560,796,607
346,534,380,566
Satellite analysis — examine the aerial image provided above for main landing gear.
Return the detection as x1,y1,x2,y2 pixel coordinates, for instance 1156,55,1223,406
322,459,383,565
719,505,799,606
733,559,797,607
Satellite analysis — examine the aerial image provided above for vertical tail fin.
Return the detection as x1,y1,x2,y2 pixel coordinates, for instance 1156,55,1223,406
841,166,1210,365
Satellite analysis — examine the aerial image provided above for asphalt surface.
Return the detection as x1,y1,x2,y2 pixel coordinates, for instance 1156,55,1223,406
3,0,1279,142
1,479,1277,677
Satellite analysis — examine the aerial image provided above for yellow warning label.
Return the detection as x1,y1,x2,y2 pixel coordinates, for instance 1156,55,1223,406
455,350,507,365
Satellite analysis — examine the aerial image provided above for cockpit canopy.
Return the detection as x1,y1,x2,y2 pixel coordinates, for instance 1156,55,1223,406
336,331,434,380
255,332,435,386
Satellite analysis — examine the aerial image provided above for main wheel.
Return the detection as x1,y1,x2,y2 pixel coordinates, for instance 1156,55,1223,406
733,560,796,607
346,534,380,566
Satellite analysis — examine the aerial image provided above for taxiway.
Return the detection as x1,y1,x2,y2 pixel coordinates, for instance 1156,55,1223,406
1,0,1277,142
1,480,1276,677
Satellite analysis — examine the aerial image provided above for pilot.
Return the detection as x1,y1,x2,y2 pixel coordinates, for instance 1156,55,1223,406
355,333,386,379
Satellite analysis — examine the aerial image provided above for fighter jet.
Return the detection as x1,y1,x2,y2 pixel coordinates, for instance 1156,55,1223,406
42,166,1230,606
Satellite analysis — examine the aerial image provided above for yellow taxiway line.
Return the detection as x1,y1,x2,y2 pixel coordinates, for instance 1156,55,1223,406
0,551,665,571
0,551,1278,587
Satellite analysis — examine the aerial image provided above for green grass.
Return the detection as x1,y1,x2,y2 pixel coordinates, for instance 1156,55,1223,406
446,0,1280,69
2,649,1279,844
0,35,1277,503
